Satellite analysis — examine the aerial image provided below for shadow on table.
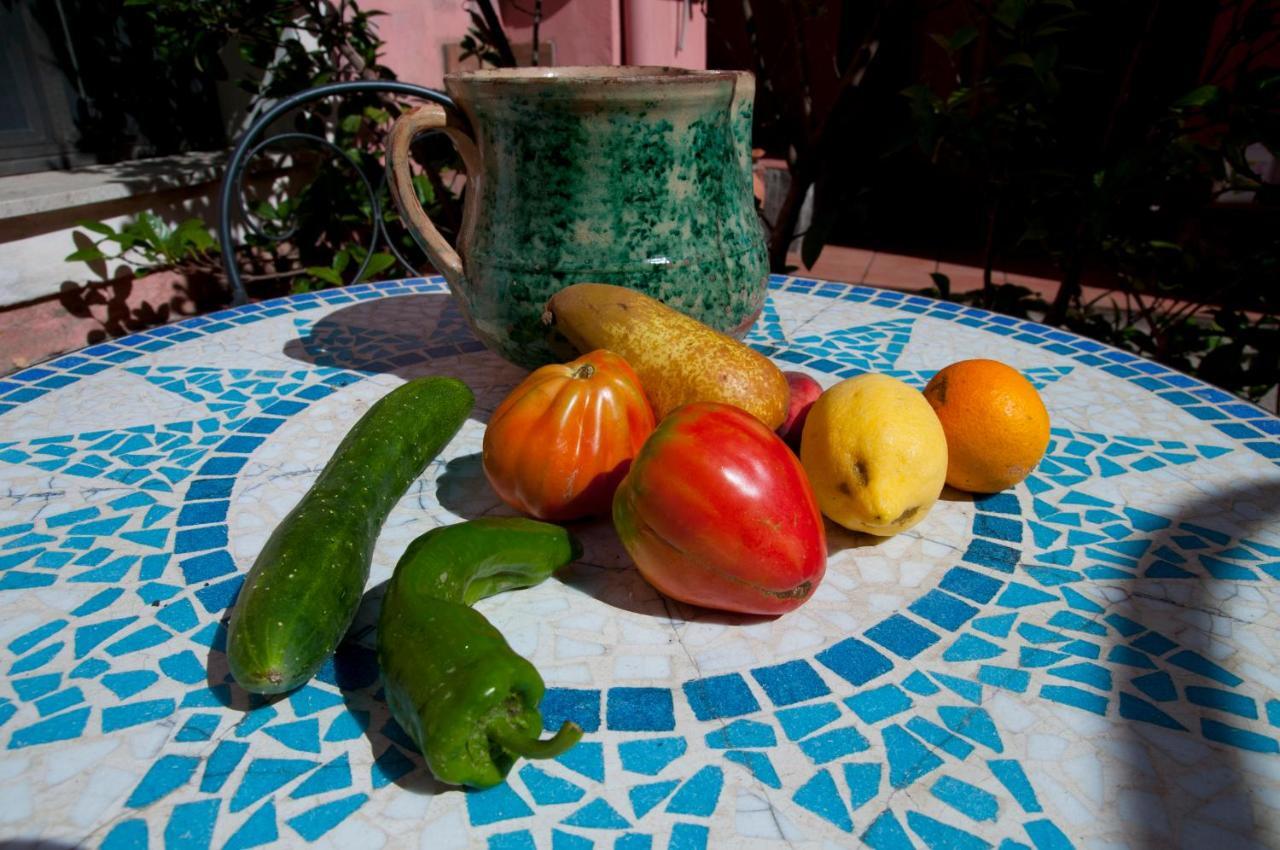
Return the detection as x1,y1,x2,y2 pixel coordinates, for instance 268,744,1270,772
201,582,456,798
278,291,526,419
0,840,82,849
1107,476,1280,850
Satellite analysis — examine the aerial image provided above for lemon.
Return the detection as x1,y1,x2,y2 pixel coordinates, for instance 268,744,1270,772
800,373,948,535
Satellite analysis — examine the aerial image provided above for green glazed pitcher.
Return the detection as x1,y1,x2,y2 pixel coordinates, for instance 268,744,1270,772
386,66,768,369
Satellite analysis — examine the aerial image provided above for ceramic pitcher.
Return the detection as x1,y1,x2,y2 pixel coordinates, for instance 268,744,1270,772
387,66,768,368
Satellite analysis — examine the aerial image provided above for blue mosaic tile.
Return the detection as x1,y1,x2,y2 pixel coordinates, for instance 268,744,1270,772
845,684,914,724
628,780,678,818
291,753,352,798
815,638,894,686
489,830,538,850
800,725,871,764
607,688,675,731
173,712,220,742
939,567,1004,604
978,666,1031,692
866,615,941,659
1200,719,1279,753
467,782,536,826
938,706,1002,752
101,819,148,850
681,674,759,721
542,689,602,733
905,717,974,760
750,660,831,706
931,775,998,822
563,798,631,829
944,634,1005,662
1039,685,1107,716
723,750,781,788
224,802,279,850
1167,650,1243,686
906,810,990,849
775,702,842,741
200,741,249,793
883,724,944,788
618,737,685,776
101,698,175,732
665,766,723,816
862,809,914,849
126,754,201,807
370,743,415,789
792,769,852,832
286,793,368,841
704,719,776,749
230,758,318,812
556,741,605,783
3,705,91,748
164,798,219,850
668,823,709,850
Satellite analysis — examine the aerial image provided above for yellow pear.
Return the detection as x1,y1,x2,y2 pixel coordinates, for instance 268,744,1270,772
543,284,788,429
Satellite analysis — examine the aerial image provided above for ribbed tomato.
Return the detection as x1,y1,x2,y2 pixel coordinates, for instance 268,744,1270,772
483,349,656,521
613,402,827,615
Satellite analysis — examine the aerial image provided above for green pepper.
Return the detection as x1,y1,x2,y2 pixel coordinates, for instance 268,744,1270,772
377,517,584,788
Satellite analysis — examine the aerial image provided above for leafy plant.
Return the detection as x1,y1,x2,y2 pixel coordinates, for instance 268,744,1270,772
65,213,219,275
900,0,1280,407
61,0,464,295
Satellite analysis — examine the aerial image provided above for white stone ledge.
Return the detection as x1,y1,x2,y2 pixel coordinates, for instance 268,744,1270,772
0,151,227,222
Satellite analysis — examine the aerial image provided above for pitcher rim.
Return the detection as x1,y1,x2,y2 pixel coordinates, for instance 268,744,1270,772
444,66,746,87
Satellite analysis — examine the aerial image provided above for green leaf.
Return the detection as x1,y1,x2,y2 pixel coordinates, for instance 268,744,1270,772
133,211,165,246
176,219,216,252
949,26,979,51
356,252,396,282
411,173,436,206
1001,52,1035,69
333,249,351,273
1148,240,1182,251
65,247,107,263
340,113,363,134
74,219,116,236
306,266,344,286
1173,85,1220,109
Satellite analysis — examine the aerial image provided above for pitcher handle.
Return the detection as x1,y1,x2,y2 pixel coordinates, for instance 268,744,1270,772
386,103,481,289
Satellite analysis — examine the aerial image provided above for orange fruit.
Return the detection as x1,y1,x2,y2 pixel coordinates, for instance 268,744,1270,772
922,359,1050,493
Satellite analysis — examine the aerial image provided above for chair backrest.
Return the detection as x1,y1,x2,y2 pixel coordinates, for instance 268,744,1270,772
217,80,457,305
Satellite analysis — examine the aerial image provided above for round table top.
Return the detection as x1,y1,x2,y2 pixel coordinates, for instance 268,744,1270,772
1,275,1278,850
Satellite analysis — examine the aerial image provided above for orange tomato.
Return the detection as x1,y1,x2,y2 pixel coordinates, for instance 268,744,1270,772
483,349,656,521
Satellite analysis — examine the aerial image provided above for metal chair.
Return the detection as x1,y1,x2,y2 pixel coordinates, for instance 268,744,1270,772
217,81,457,305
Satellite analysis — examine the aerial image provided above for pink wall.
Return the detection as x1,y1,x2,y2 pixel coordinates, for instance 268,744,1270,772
368,0,706,89
623,1,705,69
371,0,471,90
500,0,622,67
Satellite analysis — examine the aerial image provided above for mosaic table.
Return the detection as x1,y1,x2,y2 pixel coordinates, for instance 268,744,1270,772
1,275,1279,850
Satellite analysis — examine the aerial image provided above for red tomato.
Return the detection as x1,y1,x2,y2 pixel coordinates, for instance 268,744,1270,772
483,349,656,521
613,402,827,614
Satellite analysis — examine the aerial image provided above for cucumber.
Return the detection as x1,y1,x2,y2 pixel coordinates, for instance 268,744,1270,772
227,376,474,694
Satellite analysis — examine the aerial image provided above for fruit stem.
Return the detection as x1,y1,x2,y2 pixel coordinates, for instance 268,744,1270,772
491,721,583,759
570,363,595,380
